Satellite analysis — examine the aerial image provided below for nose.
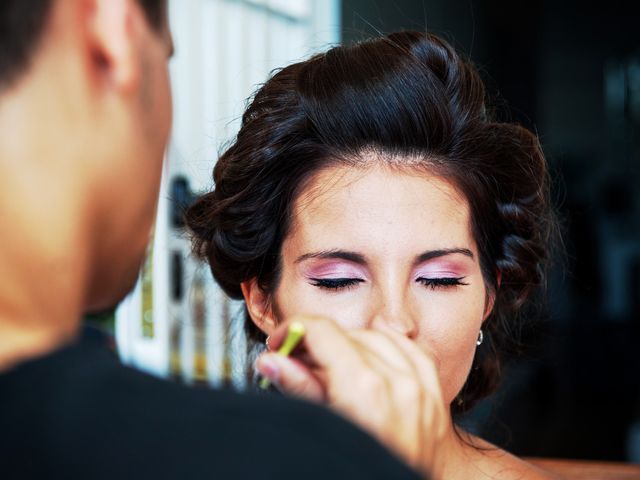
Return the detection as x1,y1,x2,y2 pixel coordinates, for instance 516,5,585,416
368,290,419,339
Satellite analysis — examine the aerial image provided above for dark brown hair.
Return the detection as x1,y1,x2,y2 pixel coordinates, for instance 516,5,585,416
0,0,166,90
186,31,557,414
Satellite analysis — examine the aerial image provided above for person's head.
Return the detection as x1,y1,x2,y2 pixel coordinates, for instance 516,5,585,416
186,31,556,414
0,0,173,312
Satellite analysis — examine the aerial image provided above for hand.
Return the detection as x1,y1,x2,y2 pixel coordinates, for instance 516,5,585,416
256,316,450,476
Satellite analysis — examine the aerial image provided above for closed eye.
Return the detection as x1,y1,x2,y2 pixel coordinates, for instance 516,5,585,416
310,278,365,290
417,277,468,290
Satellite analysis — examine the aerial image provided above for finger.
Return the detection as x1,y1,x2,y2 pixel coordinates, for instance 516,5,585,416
269,316,369,383
372,329,450,465
256,352,326,402
348,329,420,374
348,328,449,466
345,331,426,447
372,328,443,396
351,326,442,392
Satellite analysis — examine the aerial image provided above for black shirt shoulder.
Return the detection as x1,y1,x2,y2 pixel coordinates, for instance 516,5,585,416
0,332,421,479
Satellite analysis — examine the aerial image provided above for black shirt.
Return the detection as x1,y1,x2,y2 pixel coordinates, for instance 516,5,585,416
0,330,421,479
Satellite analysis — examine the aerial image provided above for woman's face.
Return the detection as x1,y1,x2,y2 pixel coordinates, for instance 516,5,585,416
269,163,492,405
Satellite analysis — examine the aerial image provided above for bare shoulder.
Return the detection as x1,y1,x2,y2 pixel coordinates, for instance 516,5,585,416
457,434,563,480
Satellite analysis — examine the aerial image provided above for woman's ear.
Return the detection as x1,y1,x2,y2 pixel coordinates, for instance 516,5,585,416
240,278,278,336
483,269,502,321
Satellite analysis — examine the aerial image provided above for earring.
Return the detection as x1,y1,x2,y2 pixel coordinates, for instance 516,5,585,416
265,335,271,351
476,329,484,346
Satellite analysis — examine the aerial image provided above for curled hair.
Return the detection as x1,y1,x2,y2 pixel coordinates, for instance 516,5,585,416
186,31,558,414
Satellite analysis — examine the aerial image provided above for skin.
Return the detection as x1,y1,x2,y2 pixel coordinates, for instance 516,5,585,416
0,2,552,476
0,2,449,476
260,163,489,404
0,0,173,371
247,162,555,479
284,164,491,404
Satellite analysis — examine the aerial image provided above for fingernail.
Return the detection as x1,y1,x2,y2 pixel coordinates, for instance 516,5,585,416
256,356,280,381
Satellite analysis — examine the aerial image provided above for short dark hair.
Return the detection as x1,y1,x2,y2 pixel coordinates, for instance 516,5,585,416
186,31,559,414
0,0,166,90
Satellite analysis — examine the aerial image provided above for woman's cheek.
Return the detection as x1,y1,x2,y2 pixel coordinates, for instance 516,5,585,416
414,293,484,404
436,336,477,404
275,282,369,330
308,292,370,330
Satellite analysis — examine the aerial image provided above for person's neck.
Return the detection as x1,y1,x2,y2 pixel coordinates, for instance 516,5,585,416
420,410,479,480
433,420,510,480
0,77,93,373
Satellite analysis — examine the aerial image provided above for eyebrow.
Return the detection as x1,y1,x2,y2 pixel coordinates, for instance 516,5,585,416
294,248,474,265
413,248,474,266
295,250,366,265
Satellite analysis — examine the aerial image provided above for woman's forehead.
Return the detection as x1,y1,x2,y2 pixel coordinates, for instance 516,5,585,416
287,164,475,253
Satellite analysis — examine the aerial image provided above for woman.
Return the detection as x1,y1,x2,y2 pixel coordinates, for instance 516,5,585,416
186,31,557,479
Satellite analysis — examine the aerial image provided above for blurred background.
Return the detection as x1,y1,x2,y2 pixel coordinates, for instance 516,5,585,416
101,0,640,464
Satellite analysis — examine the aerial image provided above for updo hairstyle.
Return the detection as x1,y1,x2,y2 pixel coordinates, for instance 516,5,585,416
186,31,557,413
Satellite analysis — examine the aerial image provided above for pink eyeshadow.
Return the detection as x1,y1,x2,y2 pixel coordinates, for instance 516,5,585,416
302,261,367,279
414,261,471,278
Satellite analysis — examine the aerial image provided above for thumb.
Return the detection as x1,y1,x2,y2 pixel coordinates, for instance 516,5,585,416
256,352,326,403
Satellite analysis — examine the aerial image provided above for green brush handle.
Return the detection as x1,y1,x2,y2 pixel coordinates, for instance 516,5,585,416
259,322,306,389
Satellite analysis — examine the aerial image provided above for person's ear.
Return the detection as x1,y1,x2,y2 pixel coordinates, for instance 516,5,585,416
483,269,502,321
86,0,144,93
240,279,278,336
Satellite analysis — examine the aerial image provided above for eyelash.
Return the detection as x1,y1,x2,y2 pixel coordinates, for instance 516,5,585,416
310,277,468,291
310,278,365,290
416,277,468,289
